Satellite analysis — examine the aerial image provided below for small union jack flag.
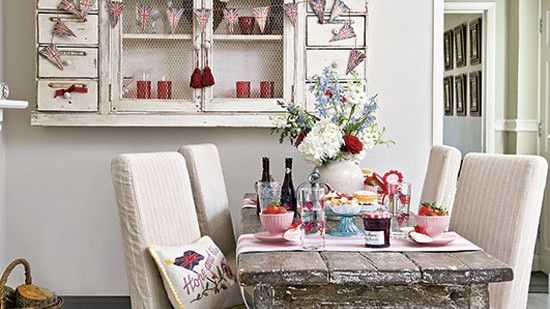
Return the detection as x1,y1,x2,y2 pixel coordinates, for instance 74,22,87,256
107,0,124,28
328,0,350,23
52,20,76,37
174,250,204,272
310,0,326,24
346,49,367,75
223,8,239,34
136,4,153,33
79,0,95,19
252,7,270,34
330,22,356,42
283,3,298,27
39,44,64,71
58,0,82,19
194,9,211,33
167,7,184,34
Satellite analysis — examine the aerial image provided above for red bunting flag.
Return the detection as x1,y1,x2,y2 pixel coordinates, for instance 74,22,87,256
167,7,184,34
310,0,326,24
107,0,124,28
58,0,82,19
136,4,153,33
329,0,350,23
252,7,270,34
346,49,367,75
39,44,64,71
223,8,239,34
330,22,356,42
52,20,76,37
194,9,211,33
79,0,95,19
283,3,298,27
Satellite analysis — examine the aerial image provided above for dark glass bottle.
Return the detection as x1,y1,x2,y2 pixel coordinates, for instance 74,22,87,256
280,158,297,213
257,157,271,215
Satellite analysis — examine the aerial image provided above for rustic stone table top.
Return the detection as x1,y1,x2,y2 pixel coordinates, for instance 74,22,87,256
238,206,513,288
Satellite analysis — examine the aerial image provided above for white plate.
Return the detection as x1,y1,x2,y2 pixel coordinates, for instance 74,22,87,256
254,231,288,242
408,232,459,246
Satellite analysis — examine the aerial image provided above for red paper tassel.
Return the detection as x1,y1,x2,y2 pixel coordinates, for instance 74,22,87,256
201,66,215,87
190,68,202,89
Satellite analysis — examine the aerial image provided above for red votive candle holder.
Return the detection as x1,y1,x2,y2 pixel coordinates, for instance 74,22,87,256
238,17,255,35
157,80,172,100
236,81,251,98
260,81,274,98
137,80,151,99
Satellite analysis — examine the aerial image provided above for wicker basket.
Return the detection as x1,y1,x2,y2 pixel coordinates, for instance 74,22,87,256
0,259,63,309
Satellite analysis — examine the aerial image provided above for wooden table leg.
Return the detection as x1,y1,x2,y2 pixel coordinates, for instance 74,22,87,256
253,284,274,309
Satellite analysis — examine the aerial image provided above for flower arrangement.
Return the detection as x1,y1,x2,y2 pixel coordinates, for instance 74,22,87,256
272,67,392,166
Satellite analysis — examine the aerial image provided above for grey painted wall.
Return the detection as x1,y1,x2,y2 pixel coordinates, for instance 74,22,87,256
3,0,434,295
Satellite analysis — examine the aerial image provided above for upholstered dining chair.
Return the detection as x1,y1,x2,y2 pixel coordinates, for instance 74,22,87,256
450,153,548,309
420,145,462,214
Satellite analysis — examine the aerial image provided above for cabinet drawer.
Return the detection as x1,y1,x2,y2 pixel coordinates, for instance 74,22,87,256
307,0,366,14
306,16,366,47
37,80,98,111
37,0,99,11
306,49,366,79
38,14,98,46
38,47,98,78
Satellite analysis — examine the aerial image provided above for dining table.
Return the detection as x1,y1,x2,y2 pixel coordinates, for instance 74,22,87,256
237,195,514,309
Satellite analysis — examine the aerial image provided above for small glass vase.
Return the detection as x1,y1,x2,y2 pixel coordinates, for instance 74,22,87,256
297,171,326,251
318,159,364,194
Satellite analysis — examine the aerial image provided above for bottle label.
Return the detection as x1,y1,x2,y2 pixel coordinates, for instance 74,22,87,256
364,230,385,245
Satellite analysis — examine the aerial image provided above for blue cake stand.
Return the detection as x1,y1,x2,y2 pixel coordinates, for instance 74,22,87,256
326,207,364,237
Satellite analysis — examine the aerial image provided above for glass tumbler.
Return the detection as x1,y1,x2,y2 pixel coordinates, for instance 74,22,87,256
388,182,412,239
257,182,281,213
298,186,326,251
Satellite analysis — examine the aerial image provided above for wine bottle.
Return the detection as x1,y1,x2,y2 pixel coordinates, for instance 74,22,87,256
257,157,271,215
280,158,297,213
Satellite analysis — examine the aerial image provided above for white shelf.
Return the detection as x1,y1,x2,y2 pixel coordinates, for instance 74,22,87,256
213,34,283,41
122,33,192,40
0,99,28,109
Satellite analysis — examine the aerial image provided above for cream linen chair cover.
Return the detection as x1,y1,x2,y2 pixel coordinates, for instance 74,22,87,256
112,152,202,309
178,144,243,308
450,153,548,309
420,145,462,213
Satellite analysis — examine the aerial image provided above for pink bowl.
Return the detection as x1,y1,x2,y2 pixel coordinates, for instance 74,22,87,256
415,215,450,238
260,212,294,235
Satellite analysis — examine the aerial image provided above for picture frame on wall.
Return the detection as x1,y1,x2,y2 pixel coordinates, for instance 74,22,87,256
469,71,482,116
454,23,467,67
444,76,454,115
470,18,482,65
455,74,467,116
444,30,454,71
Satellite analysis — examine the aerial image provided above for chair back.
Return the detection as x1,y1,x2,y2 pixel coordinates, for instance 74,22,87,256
178,144,236,256
112,152,201,309
420,145,462,213
450,153,548,309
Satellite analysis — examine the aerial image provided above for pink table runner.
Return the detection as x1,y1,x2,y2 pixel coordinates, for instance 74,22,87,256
237,232,481,256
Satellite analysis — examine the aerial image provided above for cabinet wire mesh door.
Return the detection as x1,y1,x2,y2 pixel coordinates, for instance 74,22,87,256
115,0,199,112
203,0,294,112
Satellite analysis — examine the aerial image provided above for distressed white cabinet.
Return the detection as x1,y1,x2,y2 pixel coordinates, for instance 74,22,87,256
33,0,367,127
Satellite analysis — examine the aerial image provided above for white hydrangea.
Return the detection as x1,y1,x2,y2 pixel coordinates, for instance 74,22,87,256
298,118,343,166
270,114,289,129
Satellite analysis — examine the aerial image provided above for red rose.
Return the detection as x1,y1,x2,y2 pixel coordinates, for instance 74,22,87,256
343,135,363,154
325,90,333,97
294,131,307,147
341,97,347,103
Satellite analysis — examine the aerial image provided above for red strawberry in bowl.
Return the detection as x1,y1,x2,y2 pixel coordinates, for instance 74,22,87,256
415,202,450,238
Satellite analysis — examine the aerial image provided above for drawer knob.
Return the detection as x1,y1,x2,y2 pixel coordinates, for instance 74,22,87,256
62,59,72,67
63,92,72,99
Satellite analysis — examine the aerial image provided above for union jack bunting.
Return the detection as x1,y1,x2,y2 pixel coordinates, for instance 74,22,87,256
194,9,211,33
52,20,76,37
39,44,64,71
346,49,366,75
283,3,298,27
222,8,239,34
252,7,270,34
136,4,153,33
328,0,350,23
79,0,95,19
166,7,184,34
330,22,356,42
174,250,204,272
107,0,124,28
310,0,326,24
58,0,82,19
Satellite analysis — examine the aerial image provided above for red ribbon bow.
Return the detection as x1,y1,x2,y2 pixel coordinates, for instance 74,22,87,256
54,84,88,98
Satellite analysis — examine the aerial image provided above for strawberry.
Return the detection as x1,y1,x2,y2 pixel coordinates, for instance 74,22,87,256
276,207,287,214
418,205,433,216
414,225,427,234
418,202,448,217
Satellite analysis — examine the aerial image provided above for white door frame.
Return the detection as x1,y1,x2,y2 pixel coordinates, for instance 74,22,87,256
432,1,497,153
